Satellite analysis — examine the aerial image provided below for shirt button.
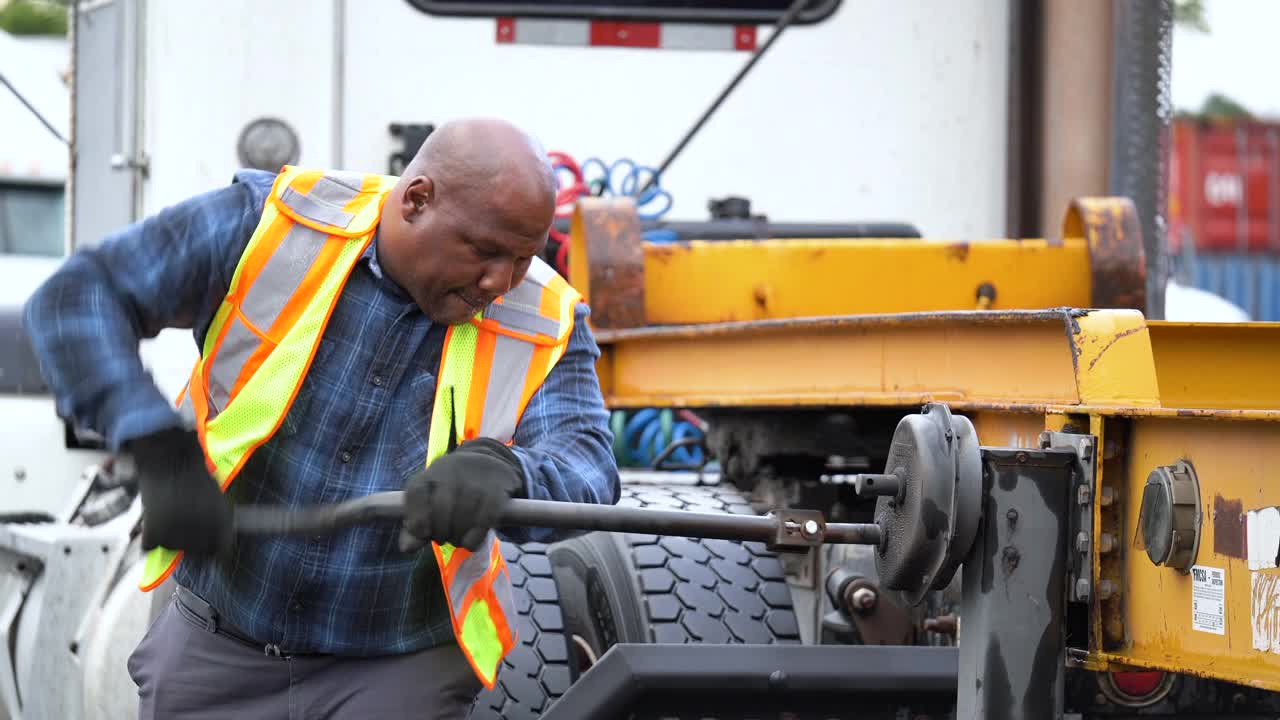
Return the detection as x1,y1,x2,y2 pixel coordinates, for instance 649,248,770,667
291,600,303,612
371,374,383,386
340,451,353,463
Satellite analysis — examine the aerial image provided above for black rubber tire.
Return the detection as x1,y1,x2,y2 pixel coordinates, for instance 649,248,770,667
549,483,801,680
466,541,572,720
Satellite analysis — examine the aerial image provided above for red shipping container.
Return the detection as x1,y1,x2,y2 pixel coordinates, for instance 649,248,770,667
1168,118,1280,254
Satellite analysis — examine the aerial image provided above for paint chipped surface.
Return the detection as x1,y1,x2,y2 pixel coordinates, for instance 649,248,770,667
1253,572,1280,653
1248,507,1280,571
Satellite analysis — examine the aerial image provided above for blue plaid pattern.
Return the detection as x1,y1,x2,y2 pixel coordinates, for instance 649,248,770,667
23,169,619,655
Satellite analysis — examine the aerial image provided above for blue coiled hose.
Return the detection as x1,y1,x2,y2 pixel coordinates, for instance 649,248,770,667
611,408,705,469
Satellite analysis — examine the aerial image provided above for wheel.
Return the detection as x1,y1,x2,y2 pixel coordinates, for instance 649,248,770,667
549,483,801,681
466,542,572,720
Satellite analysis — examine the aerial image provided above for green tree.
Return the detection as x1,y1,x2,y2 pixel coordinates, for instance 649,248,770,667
1200,93,1252,119
1174,0,1210,33
0,0,68,37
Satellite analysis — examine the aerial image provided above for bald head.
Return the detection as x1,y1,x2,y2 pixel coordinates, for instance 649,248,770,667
377,117,559,325
404,117,557,211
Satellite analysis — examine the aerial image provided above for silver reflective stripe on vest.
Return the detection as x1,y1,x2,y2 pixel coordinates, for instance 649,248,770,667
482,302,560,340
478,333,535,440
178,387,196,425
448,535,497,617
207,317,261,416
523,257,556,285
240,223,330,330
280,187,354,228
490,554,515,618
278,173,365,230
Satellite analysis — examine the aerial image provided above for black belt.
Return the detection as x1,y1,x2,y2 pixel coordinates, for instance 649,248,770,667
174,585,323,658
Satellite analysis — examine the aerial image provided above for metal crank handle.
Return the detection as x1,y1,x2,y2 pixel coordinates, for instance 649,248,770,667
231,492,882,551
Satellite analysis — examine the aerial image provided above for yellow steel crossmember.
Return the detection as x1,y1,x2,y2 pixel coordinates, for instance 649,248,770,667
637,238,1091,323
595,309,1280,691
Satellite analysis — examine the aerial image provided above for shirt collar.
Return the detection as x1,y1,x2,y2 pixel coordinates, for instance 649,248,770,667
362,231,414,303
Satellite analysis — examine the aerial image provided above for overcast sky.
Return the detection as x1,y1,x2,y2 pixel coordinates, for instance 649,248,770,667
1171,0,1280,117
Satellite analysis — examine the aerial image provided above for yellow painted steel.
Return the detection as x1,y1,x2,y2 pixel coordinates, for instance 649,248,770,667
1070,310,1161,407
594,307,1280,690
1149,321,1280,410
1091,416,1280,690
639,238,1091,323
596,311,1082,410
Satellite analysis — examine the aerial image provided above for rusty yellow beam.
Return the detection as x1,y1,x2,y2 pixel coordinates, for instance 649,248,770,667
1149,321,1280,410
1085,415,1280,691
596,310,1082,410
597,308,1280,417
569,194,1145,329
639,238,1091,323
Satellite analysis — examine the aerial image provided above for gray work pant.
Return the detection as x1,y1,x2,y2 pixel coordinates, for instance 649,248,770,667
127,590,482,719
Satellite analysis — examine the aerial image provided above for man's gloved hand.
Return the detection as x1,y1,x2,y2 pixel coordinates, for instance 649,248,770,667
398,438,525,553
126,426,235,557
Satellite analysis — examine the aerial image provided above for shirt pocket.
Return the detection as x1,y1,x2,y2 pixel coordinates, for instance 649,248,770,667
396,369,438,482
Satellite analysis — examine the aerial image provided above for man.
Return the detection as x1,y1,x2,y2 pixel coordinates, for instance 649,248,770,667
23,117,620,718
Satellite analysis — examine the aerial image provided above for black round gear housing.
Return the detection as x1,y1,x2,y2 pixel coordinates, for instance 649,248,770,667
873,403,982,605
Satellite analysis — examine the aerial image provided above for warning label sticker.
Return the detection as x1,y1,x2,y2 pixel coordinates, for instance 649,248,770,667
1192,565,1226,635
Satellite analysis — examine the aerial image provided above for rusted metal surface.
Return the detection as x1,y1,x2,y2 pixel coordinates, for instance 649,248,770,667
639,236,1090,323
598,308,1280,422
597,310,1083,411
568,197,647,328
1060,196,1147,311
1089,415,1280,691
1214,495,1245,560
1093,416,1128,651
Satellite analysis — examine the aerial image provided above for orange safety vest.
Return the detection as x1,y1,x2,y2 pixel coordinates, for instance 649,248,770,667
136,165,582,689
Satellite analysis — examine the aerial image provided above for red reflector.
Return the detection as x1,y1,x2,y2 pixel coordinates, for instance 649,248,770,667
1112,671,1164,698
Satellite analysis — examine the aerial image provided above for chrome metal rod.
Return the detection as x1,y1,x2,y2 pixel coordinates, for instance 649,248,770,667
232,493,881,546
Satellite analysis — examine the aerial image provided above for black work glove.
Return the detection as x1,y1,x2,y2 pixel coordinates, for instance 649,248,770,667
126,426,234,557
398,438,525,553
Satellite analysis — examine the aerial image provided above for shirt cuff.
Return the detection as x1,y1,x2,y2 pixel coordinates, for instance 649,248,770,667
101,384,185,451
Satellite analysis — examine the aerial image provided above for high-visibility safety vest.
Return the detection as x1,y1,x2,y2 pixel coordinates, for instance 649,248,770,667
136,165,582,689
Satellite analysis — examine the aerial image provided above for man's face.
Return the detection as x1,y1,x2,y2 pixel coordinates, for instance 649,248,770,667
381,176,551,325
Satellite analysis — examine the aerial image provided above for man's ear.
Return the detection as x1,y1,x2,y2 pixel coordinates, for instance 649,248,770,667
401,176,434,221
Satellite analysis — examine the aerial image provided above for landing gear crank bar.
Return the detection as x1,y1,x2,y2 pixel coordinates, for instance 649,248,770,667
231,492,882,551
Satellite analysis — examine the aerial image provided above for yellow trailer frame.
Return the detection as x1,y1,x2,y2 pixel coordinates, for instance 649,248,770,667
569,196,1280,692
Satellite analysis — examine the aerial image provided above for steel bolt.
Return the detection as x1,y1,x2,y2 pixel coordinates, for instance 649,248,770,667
1099,533,1115,554
1016,451,1028,464
1099,486,1115,506
1077,485,1092,505
1076,532,1090,553
1075,578,1091,599
1006,508,1019,525
13,466,25,482
1097,579,1117,600
850,587,877,611
1079,438,1094,461
802,519,821,537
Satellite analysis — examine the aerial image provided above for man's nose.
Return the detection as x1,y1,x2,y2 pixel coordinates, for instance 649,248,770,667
477,258,515,295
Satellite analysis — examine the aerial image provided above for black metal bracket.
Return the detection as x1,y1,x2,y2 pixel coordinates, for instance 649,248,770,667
767,508,826,553
541,643,958,720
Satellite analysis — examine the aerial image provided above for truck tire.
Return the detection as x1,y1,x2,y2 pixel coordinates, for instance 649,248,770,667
467,541,572,720
549,483,801,680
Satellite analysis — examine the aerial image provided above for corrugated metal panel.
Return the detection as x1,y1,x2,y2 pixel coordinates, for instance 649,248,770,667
1169,118,1280,254
1182,253,1280,321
